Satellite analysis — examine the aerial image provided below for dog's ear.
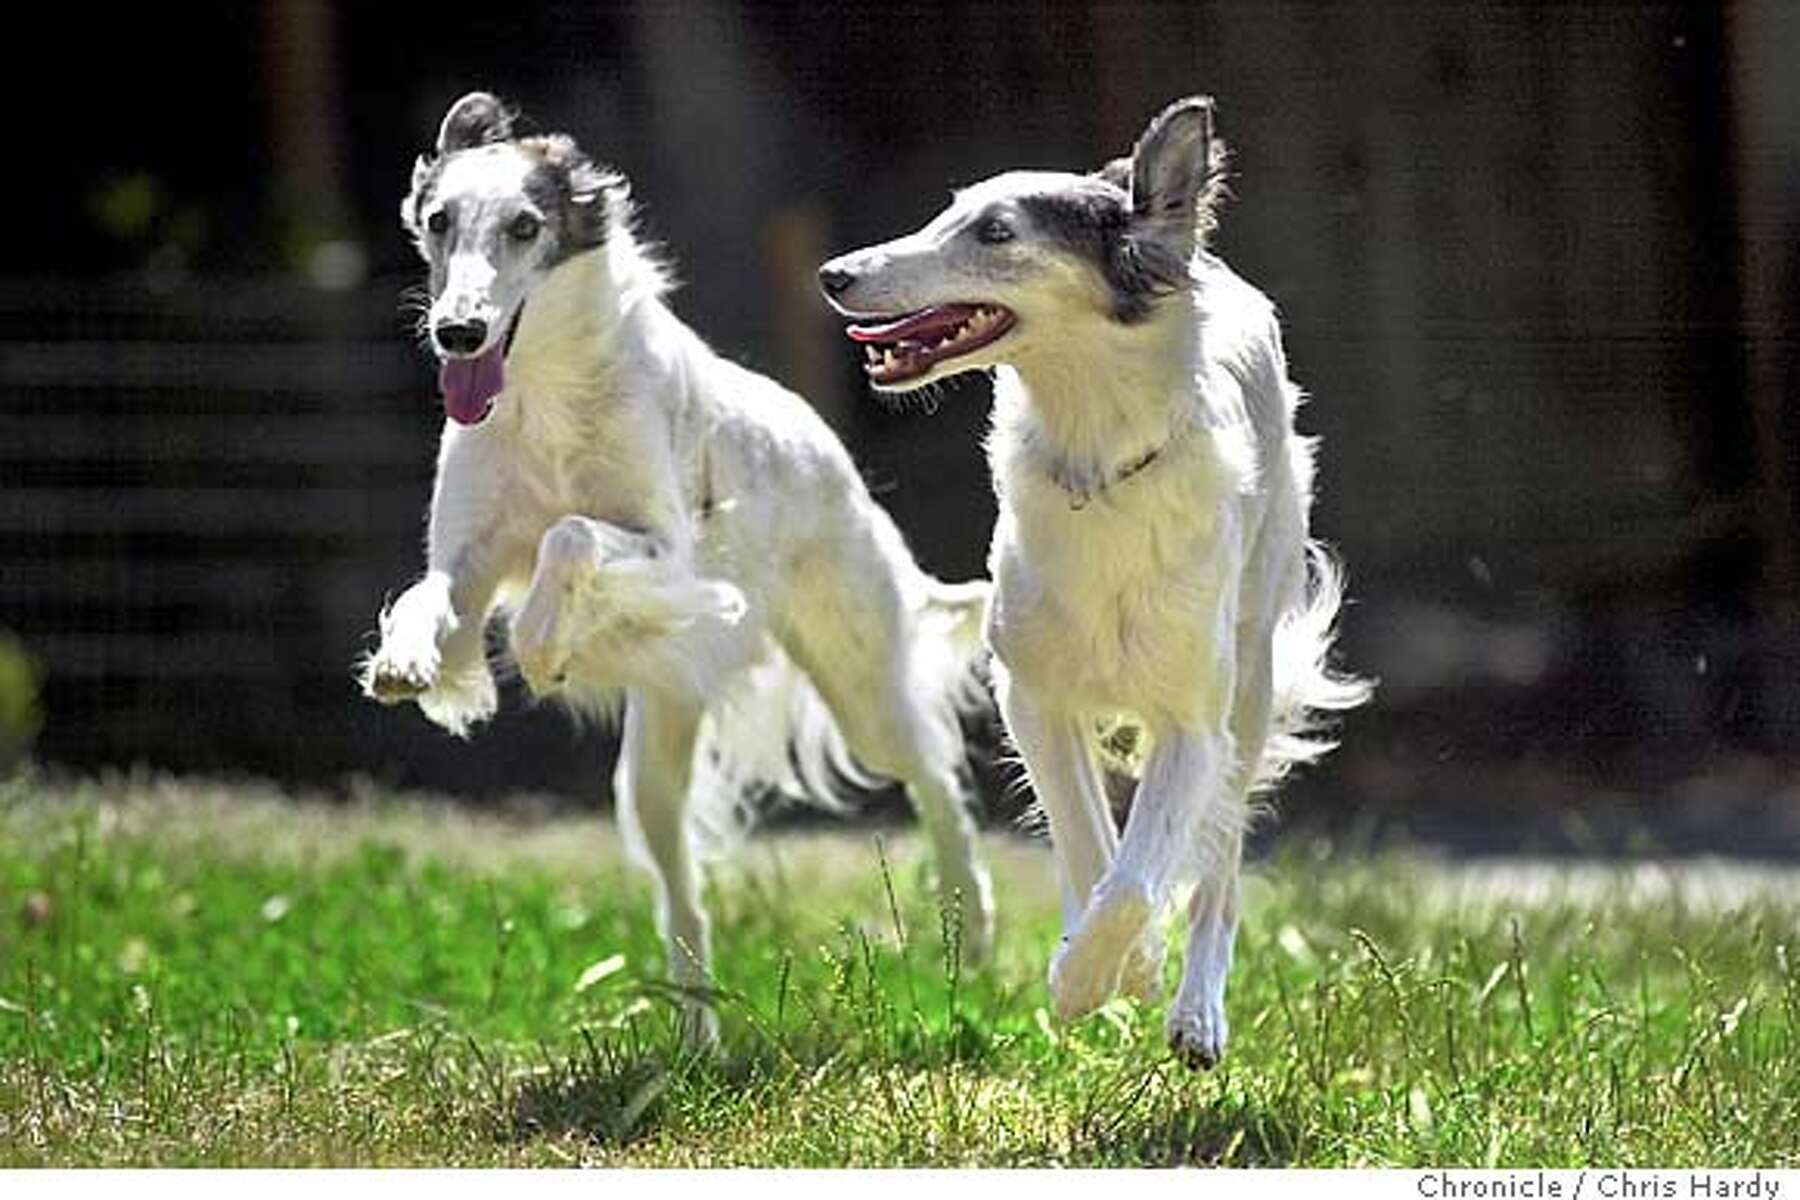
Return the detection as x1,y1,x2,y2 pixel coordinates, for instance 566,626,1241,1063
562,157,616,249
1093,156,1132,192
437,91,514,155
519,134,623,255
400,154,435,238
1126,96,1223,257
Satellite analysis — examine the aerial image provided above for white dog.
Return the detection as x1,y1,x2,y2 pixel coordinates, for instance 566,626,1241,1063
362,93,995,1046
819,97,1369,1067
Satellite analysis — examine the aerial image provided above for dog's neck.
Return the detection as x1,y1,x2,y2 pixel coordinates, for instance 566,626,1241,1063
992,297,1199,504
499,224,679,423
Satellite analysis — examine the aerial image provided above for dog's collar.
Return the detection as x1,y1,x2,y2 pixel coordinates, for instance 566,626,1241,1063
1043,431,1179,511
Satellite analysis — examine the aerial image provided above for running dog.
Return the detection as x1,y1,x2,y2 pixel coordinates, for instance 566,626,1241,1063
362,92,995,1046
818,97,1369,1067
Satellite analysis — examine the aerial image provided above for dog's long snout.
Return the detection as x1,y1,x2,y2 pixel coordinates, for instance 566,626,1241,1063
434,319,489,355
817,264,857,298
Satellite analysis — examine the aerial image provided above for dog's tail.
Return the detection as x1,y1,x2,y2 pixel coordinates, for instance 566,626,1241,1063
1254,541,1374,793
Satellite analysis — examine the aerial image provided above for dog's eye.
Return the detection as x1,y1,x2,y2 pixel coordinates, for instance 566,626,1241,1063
976,217,1015,245
507,213,542,242
425,209,449,236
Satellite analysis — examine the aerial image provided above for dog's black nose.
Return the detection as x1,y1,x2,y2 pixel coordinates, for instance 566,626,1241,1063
434,319,489,355
817,266,856,297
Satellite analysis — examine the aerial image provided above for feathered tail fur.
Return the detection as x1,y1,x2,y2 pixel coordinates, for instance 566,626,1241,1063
1253,540,1373,794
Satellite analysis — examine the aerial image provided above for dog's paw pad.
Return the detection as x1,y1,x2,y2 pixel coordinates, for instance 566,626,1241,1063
1048,882,1153,1023
363,649,438,703
1166,1003,1227,1071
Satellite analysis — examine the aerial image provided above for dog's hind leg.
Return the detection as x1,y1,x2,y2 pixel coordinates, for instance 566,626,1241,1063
776,554,994,963
614,689,718,1050
890,731,994,966
509,514,745,697
816,671,994,963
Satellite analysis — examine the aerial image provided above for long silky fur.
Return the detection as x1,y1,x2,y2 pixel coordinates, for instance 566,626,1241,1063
817,95,1368,1060
365,97,997,1042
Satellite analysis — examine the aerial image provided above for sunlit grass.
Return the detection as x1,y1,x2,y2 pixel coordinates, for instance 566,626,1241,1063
1,771,1795,1166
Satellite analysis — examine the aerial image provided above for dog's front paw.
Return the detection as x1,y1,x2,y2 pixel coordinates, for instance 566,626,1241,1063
362,640,441,704
417,663,498,737
1048,880,1153,1023
1166,997,1228,1070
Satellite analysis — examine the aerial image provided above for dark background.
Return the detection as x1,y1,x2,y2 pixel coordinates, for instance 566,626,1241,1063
6,1,1799,856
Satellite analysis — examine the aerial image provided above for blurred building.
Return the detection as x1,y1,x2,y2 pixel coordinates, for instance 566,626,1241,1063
4,1,1798,853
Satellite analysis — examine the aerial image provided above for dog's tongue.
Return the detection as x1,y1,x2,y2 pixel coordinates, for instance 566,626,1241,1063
437,346,505,425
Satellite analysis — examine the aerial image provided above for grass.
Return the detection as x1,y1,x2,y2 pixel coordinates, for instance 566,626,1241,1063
1,770,1796,1166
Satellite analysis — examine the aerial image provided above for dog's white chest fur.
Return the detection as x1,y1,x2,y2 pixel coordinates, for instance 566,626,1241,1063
986,406,1249,729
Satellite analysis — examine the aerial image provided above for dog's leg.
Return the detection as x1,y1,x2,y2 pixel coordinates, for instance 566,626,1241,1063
363,433,510,733
365,568,459,702
364,561,506,732
368,545,508,727
874,729,993,965
885,748,993,965
1055,722,1236,1024
510,514,744,696
996,670,1114,928
614,689,717,1050
1166,839,1240,1069
772,544,995,962
1167,622,1272,1068
996,669,1152,1017
830,683,996,963
793,688,996,964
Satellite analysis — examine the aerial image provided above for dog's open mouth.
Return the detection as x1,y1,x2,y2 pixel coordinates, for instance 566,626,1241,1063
436,309,524,426
845,303,1015,385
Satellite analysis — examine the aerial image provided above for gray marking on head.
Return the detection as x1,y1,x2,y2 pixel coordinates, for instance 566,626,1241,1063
517,134,620,266
1007,96,1231,324
1016,180,1187,324
400,96,624,266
